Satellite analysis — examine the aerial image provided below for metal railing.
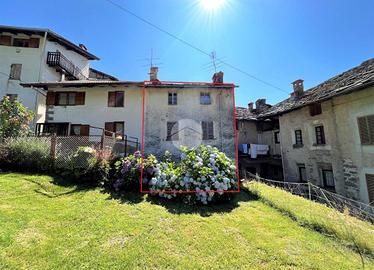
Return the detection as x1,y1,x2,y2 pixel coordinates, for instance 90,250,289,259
47,51,87,80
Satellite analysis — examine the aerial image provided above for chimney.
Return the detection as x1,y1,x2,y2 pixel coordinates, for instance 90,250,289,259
248,102,254,111
79,43,87,51
255,99,267,113
292,79,304,98
212,71,224,83
150,66,158,81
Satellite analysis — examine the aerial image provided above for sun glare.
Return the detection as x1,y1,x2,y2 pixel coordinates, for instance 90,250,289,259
199,0,226,12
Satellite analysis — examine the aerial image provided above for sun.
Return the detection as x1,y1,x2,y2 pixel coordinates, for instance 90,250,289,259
199,0,226,12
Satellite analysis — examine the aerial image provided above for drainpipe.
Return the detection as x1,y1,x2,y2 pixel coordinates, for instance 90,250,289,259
279,116,286,182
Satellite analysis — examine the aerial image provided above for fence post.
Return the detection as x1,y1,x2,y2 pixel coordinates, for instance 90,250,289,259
308,181,312,201
124,135,128,156
50,133,57,168
100,130,104,150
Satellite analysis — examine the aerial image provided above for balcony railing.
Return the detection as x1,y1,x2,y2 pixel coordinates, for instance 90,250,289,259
47,51,87,80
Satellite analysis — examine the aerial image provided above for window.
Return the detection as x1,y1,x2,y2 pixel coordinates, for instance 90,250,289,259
168,92,177,105
322,170,335,189
315,125,326,145
200,93,211,105
366,174,374,204
357,115,374,145
108,91,124,107
298,165,307,183
0,35,11,46
274,131,280,144
202,121,214,140
6,94,18,101
105,121,125,139
13,38,29,47
309,103,322,116
56,92,76,105
166,122,179,141
70,124,89,136
47,92,85,106
295,130,303,145
9,64,22,80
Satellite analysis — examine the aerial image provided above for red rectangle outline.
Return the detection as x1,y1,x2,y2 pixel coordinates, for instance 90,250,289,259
140,81,240,194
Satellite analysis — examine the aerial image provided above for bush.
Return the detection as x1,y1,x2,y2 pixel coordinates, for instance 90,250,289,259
0,137,52,172
148,145,237,204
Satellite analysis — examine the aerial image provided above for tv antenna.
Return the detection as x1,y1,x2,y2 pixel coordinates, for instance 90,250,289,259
137,48,163,69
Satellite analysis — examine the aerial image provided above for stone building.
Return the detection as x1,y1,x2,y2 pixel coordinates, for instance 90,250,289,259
236,99,283,180
259,58,374,204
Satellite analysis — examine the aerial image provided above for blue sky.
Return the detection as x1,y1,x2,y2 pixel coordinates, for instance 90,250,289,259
2,0,374,107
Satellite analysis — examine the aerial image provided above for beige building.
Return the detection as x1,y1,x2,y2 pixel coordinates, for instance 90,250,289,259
259,58,374,204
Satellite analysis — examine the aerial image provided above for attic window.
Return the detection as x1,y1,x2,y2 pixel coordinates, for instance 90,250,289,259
309,103,322,116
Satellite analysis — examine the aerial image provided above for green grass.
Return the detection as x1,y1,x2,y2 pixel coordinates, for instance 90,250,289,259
0,173,373,269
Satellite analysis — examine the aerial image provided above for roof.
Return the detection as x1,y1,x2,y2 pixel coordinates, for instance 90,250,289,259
21,80,237,89
0,25,99,60
259,58,374,118
235,107,258,121
89,68,118,81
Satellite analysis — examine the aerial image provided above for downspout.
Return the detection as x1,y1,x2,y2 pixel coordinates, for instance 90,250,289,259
32,31,48,126
279,115,286,182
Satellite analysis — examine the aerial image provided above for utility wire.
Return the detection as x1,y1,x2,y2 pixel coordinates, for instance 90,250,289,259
103,0,289,94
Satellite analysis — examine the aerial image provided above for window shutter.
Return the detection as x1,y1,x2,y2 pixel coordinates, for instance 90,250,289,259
116,91,124,107
46,91,56,105
29,38,40,48
105,122,114,136
358,117,370,144
208,122,214,139
108,92,116,107
368,115,374,143
0,35,11,46
76,92,85,105
80,125,90,136
366,174,374,203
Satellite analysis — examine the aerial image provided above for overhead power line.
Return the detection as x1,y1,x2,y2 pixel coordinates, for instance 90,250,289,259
104,0,289,94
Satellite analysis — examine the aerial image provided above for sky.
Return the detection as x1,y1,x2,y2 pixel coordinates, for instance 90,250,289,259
1,0,374,107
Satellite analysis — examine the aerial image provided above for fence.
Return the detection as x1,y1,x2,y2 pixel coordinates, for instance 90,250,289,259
244,172,374,224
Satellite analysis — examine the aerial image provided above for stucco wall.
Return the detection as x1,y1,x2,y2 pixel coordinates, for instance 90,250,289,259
49,86,143,139
279,86,374,203
237,120,258,144
143,87,235,159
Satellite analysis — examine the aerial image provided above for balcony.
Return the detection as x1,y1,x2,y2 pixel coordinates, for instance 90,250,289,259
47,51,87,80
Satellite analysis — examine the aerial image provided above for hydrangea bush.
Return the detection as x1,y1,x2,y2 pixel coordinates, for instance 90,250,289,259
148,145,237,204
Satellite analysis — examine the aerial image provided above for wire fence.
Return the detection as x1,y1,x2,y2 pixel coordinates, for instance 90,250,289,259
244,172,374,224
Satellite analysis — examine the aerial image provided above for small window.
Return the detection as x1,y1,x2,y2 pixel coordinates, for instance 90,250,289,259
9,64,22,80
166,122,179,141
295,130,303,145
0,35,11,46
108,91,124,107
357,115,374,145
322,169,334,189
366,174,374,204
315,125,326,145
104,121,124,139
200,93,211,105
168,92,177,105
13,38,30,47
6,94,18,101
309,103,322,116
202,121,214,140
274,131,280,144
56,92,76,106
298,165,307,183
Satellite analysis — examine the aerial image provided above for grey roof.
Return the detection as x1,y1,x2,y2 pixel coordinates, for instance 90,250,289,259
259,58,374,118
0,25,99,60
89,68,118,81
235,107,258,121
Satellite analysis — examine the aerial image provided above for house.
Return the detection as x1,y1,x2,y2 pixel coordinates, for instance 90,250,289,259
236,99,283,180
22,68,237,159
258,58,374,204
0,25,108,126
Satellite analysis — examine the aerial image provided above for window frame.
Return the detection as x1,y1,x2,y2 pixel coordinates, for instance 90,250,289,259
168,92,177,105
309,103,322,116
9,63,22,80
166,121,179,141
200,92,211,105
114,121,125,139
108,91,124,107
298,164,307,183
315,125,326,145
12,38,30,47
322,169,335,189
357,115,374,145
56,92,77,106
274,131,280,144
295,129,303,145
202,121,214,140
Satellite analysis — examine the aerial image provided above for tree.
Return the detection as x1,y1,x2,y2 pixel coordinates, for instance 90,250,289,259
0,96,34,138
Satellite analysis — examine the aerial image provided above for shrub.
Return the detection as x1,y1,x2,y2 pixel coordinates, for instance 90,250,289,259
148,145,237,204
0,137,52,172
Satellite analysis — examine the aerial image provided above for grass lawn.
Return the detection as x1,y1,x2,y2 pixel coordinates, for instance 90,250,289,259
0,173,373,269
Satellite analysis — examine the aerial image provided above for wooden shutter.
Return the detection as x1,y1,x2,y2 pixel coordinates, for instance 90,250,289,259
46,91,56,105
358,116,370,144
208,122,214,139
0,35,11,46
29,38,40,48
366,174,374,203
80,125,90,136
368,115,374,144
105,122,114,136
108,92,116,107
76,92,85,105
